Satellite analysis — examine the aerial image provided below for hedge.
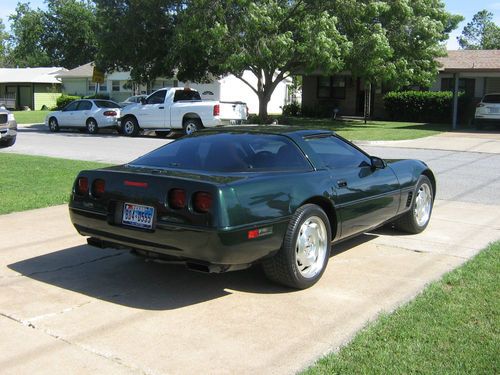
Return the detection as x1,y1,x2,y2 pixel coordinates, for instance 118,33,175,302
383,91,474,123
56,95,80,109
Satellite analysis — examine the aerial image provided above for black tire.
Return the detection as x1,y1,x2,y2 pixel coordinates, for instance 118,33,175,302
0,137,16,148
395,175,434,234
121,116,140,137
183,118,202,135
263,204,331,289
48,117,59,132
86,118,99,134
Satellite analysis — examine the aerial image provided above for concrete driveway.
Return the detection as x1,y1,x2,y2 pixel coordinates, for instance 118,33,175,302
1,128,500,374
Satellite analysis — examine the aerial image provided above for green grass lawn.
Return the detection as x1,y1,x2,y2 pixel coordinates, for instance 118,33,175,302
12,110,51,124
0,153,108,215
303,241,500,375
281,117,451,141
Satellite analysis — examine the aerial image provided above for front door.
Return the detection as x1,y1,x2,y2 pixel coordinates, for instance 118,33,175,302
136,89,167,128
303,135,400,239
58,100,80,126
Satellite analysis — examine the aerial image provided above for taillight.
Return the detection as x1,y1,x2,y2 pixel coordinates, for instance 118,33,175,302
103,110,117,116
76,177,88,195
193,191,212,213
92,179,105,198
213,104,220,116
168,188,186,209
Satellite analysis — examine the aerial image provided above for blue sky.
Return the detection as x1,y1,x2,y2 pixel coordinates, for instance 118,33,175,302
1,0,499,50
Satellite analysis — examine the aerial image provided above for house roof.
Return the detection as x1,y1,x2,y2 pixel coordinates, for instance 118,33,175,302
437,50,500,72
0,67,66,84
56,62,94,78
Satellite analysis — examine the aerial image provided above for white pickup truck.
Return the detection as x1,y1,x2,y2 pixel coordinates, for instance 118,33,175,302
119,87,248,136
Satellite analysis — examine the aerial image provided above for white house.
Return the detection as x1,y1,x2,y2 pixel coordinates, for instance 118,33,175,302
57,62,293,114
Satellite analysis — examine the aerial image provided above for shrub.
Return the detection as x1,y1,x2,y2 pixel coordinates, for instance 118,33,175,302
246,114,276,124
383,91,473,123
56,95,80,109
282,102,301,116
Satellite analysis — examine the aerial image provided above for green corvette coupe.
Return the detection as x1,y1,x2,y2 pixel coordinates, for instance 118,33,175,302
69,127,435,289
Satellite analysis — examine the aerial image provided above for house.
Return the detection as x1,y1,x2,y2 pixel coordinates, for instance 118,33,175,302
301,50,500,120
57,62,292,114
0,67,66,110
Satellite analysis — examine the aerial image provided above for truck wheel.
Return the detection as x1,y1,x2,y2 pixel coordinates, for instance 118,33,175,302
183,119,201,135
262,204,331,289
122,117,139,137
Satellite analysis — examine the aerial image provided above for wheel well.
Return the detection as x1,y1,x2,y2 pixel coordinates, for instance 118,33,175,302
183,113,203,127
49,116,57,122
302,196,338,240
422,169,436,199
86,117,97,125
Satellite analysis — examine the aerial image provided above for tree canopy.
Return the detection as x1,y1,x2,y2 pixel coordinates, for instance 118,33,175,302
458,10,500,50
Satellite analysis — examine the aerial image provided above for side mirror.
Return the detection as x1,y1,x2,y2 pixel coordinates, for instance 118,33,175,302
370,156,386,169
140,97,146,105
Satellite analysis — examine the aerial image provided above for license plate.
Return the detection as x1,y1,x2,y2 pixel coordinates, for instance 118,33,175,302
488,107,500,114
122,203,154,229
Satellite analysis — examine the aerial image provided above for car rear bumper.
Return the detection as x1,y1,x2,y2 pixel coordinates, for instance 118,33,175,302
69,205,287,267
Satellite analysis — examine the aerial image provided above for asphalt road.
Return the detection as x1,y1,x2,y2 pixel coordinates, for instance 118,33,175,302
1,126,500,374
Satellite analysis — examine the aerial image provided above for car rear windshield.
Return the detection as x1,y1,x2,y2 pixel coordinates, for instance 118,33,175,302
173,90,202,102
482,94,500,104
94,100,120,108
130,133,311,172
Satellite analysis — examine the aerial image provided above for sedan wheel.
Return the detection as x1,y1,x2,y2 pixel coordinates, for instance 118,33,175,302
263,204,331,289
48,117,59,132
86,118,99,134
395,175,434,234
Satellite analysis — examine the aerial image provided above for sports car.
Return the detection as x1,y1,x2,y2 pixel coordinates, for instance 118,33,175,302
69,127,435,289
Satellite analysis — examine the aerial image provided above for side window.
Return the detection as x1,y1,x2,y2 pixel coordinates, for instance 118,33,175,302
63,101,80,111
305,136,371,169
146,90,167,105
77,101,92,110
173,89,201,102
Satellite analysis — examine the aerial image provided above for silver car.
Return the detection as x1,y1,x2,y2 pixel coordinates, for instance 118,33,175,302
475,93,500,129
119,95,147,107
45,99,121,134
0,107,17,148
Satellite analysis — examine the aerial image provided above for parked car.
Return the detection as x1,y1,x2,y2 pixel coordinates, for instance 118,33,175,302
119,95,147,107
0,107,17,148
475,93,500,129
69,127,436,289
45,99,122,134
119,87,248,137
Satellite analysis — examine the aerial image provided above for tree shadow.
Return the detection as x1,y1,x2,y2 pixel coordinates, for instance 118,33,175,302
8,234,379,311
18,124,161,139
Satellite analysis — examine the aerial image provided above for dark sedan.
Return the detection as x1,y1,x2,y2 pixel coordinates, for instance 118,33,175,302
69,127,435,289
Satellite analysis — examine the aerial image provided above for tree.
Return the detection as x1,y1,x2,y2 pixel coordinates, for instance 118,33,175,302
42,0,99,69
95,0,182,87
7,2,51,67
175,0,349,119
0,19,10,66
458,10,500,50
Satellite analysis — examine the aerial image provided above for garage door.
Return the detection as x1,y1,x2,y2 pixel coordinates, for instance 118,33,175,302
486,78,500,94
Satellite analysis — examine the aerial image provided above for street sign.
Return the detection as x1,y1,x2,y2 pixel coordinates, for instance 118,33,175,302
92,67,105,84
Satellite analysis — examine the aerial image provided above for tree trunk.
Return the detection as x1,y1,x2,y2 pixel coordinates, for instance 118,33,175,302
257,91,271,121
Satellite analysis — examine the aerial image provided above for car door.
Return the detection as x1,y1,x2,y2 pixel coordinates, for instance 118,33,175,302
136,90,167,128
75,100,93,127
57,101,80,126
304,135,400,239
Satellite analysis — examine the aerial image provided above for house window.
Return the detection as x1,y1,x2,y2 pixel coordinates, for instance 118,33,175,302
112,80,120,92
441,78,475,97
317,76,347,99
88,81,96,92
99,82,108,92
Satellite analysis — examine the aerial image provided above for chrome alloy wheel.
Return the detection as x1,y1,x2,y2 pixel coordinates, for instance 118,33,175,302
123,120,135,135
295,216,328,278
87,119,97,133
414,183,432,227
49,118,58,131
184,122,198,135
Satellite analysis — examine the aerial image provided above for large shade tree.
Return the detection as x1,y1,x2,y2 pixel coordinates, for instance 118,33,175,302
458,10,500,50
175,0,350,119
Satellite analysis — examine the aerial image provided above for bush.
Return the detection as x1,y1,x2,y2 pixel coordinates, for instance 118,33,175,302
282,102,301,117
246,114,276,124
384,91,473,123
56,95,80,109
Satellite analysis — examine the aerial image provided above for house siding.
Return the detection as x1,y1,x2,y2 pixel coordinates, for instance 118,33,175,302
33,84,61,110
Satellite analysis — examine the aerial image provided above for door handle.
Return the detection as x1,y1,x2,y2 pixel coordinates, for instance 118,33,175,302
159,106,164,109
337,179,348,188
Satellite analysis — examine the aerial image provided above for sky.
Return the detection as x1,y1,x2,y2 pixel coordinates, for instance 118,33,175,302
1,0,500,50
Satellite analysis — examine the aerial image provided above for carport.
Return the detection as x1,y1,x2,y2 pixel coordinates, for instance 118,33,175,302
434,50,500,129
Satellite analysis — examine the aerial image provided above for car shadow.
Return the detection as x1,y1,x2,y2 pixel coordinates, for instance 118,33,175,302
8,234,378,310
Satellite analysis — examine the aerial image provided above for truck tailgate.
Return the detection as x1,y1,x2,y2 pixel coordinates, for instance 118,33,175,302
219,101,247,121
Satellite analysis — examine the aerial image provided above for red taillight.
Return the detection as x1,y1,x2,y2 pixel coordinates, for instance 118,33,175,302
213,104,220,116
248,229,259,239
92,179,105,198
103,110,117,116
124,180,148,188
76,177,88,195
193,191,212,213
169,188,186,209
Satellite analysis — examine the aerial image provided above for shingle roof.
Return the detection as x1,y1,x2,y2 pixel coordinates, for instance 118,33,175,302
437,50,500,72
0,67,66,84
55,62,94,78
